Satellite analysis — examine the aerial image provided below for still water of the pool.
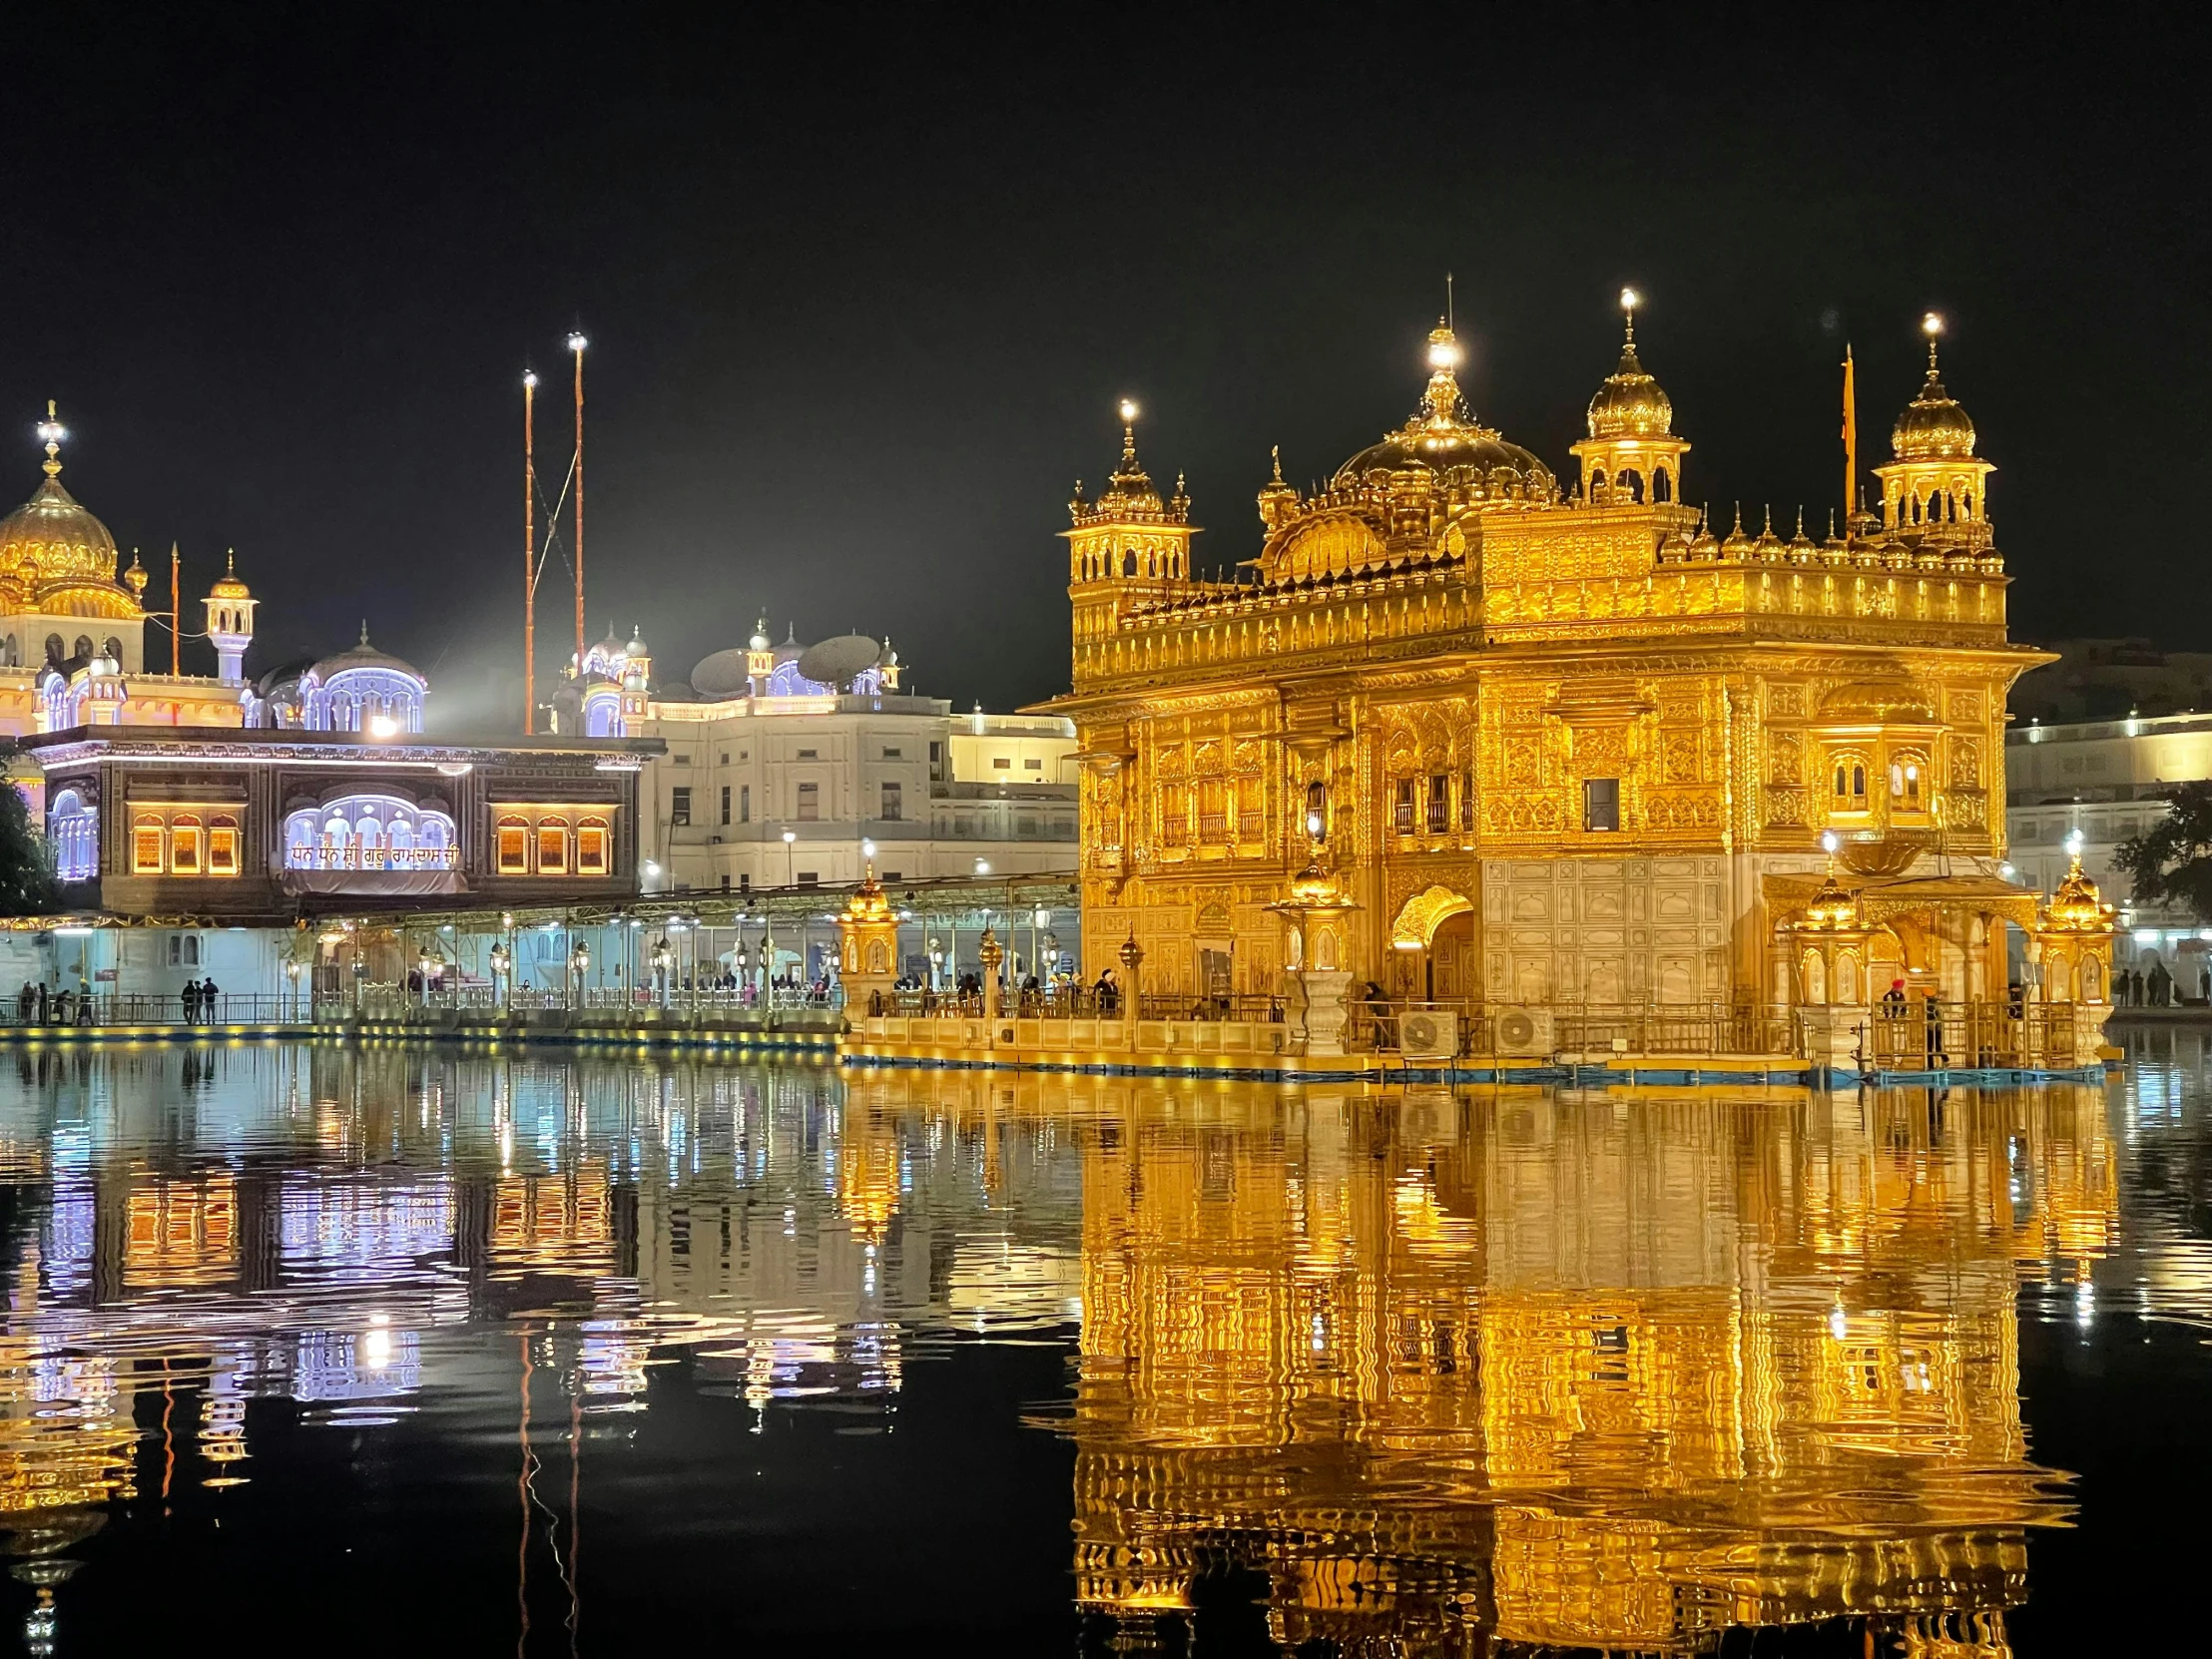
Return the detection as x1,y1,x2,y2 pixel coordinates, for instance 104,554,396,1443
0,1035,2205,1652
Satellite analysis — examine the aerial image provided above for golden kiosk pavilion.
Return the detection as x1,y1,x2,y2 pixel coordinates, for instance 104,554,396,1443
1038,303,2116,1062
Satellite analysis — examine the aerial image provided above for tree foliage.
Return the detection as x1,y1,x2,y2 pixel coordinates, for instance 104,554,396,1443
0,784,56,916
2113,782,2212,922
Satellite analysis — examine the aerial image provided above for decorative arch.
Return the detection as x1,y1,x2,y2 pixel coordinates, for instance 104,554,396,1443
1389,884,1474,950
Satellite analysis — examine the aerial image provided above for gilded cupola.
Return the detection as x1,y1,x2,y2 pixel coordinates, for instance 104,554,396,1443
1569,290,1691,507
0,403,136,612
1872,314,1997,554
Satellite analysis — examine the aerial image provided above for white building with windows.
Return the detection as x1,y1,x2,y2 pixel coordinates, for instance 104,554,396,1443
2007,711,2212,980
633,625,1076,894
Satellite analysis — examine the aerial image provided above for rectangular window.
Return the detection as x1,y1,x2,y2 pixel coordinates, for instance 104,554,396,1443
577,823,609,874
720,873,731,891
168,934,181,967
497,824,528,873
738,872,751,893
739,784,750,823
1018,815,1039,836
1393,779,1416,834
720,786,732,826
1426,774,1449,833
670,787,692,826
719,753,730,766
797,783,820,821
882,869,901,882
208,818,240,876
797,870,819,887
1583,777,1621,832
880,782,902,822
537,825,569,873
1460,767,1475,831
133,821,164,874
797,748,819,760
992,757,1011,770
1023,757,1043,771
170,821,202,875
672,753,692,766
882,747,901,759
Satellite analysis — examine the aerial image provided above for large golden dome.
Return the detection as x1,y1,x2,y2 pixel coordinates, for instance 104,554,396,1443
1586,339,1672,439
1892,359,1975,460
1330,322,1556,501
0,474,120,592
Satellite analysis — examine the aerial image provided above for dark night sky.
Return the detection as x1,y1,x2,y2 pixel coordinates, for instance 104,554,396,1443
4,7,2204,729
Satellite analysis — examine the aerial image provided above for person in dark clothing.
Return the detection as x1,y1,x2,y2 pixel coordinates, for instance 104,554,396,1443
1923,990,1946,1068
14,982,30,1023
182,979,201,1024
2149,960,2173,1007
201,978,221,1022
35,983,49,1024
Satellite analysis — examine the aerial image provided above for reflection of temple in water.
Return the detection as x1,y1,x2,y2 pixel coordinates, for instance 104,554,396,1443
949,1074,2116,1655
0,1050,2126,1650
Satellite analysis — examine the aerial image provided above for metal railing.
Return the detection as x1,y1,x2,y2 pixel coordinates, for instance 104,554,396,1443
1,992,312,1028
1862,1001,2081,1069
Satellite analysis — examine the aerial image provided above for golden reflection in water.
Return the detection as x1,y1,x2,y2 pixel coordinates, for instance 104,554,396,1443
0,1049,2127,1652
855,1074,2114,1655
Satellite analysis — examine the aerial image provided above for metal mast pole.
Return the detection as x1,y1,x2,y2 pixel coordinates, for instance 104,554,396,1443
169,545,180,675
523,369,538,734
568,331,588,677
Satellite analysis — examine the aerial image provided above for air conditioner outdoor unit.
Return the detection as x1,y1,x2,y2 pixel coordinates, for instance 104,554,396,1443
1491,1006,1555,1058
1398,1008,1458,1063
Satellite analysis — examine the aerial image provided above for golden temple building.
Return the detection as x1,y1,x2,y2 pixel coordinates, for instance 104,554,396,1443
1042,303,2117,1050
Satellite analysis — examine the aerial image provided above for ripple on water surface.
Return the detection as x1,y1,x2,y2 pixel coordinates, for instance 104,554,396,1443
0,1039,2203,1648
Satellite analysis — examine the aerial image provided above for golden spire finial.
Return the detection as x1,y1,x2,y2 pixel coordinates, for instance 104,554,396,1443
1922,310,1944,374
1422,316,1464,427
1117,398,1139,465
35,399,64,479
1270,444,1283,483
1620,286,1640,347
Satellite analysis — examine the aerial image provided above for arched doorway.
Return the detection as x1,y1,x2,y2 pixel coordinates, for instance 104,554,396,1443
1388,885,1476,1002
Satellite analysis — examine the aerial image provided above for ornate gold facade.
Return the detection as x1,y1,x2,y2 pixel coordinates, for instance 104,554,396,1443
1040,305,2104,1023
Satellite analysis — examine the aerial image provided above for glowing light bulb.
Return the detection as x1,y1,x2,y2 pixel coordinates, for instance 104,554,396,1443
1923,311,1944,337
367,714,399,740
1620,286,1640,312
2064,830,2084,857
1426,334,1461,370
1118,398,1139,424
567,331,589,353
522,370,538,389
1821,830,1841,854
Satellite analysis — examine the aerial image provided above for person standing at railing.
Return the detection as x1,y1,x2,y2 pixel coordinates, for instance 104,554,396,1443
181,978,199,1025
14,982,29,1024
203,978,221,1023
75,980,92,1026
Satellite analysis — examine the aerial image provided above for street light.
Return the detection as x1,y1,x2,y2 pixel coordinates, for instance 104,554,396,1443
283,958,302,1022
489,939,511,1010
783,828,797,888
974,858,990,875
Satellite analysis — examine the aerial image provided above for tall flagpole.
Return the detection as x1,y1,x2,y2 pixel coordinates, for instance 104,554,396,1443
567,330,588,677
1841,343,1858,524
523,368,538,734
170,544,181,676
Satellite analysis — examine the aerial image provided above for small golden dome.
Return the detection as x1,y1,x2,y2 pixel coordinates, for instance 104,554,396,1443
1719,504,1754,558
2045,854,2115,931
1892,339,1975,460
1586,339,1673,439
1800,869,1861,929
209,549,251,600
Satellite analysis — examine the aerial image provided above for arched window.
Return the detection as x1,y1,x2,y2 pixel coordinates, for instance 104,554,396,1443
133,813,165,873
101,636,121,662
356,816,384,868
43,635,63,665
1590,467,1607,497
577,817,610,875
1621,468,1644,503
536,819,570,875
389,820,414,864
1892,755,1927,813
48,791,95,882
71,635,92,662
496,816,529,874
208,815,240,875
286,816,316,869
2,635,15,667
1832,758,1869,812
169,815,202,875
1652,466,1671,502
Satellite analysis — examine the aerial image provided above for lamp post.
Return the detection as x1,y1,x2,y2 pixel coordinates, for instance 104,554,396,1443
283,957,302,1024
570,941,590,1009
783,828,797,888
490,940,511,1011
652,938,673,1008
